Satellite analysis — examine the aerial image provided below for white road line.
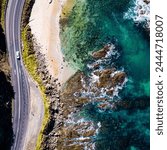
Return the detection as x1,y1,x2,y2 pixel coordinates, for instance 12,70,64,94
12,1,21,149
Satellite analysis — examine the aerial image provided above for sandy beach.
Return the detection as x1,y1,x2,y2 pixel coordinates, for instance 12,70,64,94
29,0,76,85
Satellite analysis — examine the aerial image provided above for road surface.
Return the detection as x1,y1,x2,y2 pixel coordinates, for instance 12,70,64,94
5,0,29,149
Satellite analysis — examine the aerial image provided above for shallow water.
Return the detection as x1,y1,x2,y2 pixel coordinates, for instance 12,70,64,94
61,0,150,149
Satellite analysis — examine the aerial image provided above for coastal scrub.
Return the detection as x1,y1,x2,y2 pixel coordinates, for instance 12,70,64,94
21,1,50,149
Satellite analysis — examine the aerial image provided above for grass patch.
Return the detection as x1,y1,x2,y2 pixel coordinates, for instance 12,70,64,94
22,25,50,150
0,0,7,29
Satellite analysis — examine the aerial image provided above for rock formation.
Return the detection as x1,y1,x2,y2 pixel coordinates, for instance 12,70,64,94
41,43,127,149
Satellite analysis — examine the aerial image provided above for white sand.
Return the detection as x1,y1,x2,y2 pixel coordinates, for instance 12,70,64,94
29,0,76,85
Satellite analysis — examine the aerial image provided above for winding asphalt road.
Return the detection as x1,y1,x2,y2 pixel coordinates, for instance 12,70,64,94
5,0,29,149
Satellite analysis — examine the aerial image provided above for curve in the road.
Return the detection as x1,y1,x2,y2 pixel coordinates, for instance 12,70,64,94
5,0,30,149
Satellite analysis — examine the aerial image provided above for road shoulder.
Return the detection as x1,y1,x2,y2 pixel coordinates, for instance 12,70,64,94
23,73,44,150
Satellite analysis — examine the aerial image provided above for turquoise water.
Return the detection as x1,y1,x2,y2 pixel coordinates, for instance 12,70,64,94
61,0,150,149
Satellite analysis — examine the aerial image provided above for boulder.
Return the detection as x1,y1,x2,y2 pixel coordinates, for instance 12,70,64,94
97,69,114,88
143,0,150,4
106,89,114,96
92,44,114,59
92,48,108,59
111,72,126,86
97,103,108,109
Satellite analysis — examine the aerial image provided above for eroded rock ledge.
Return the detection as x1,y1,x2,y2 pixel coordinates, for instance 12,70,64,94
41,43,128,150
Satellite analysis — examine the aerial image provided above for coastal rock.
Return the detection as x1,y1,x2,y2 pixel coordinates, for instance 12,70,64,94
143,0,150,4
91,63,100,69
97,69,126,88
83,129,95,137
99,68,116,78
97,103,108,109
75,97,89,105
61,72,83,95
41,40,126,149
92,44,115,59
97,73,112,88
96,97,108,101
92,48,108,59
106,89,114,96
111,72,126,86
124,0,150,30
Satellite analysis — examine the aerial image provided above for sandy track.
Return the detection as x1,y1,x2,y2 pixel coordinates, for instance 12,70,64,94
23,75,44,150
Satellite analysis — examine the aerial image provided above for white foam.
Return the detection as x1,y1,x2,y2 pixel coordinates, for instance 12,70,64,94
124,0,150,28
112,77,128,97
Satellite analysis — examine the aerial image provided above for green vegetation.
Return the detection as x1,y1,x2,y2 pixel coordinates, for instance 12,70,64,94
22,24,50,150
21,1,50,149
0,0,7,29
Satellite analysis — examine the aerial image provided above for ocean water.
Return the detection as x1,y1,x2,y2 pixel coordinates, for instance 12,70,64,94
61,0,150,149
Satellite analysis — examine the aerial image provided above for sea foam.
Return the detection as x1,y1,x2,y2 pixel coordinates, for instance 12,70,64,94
124,0,150,28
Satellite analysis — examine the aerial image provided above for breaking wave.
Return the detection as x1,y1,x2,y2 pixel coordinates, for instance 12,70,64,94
124,0,150,28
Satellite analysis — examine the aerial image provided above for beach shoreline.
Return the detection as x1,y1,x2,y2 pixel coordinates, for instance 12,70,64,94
29,0,76,85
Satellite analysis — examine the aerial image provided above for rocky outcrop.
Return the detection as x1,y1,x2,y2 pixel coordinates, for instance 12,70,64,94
92,44,115,59
97,69,126,88
124,0,150,30
143,0,150,4
22,17,91,150
31,38,95,150
41,43,127,149
41,70,100,149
